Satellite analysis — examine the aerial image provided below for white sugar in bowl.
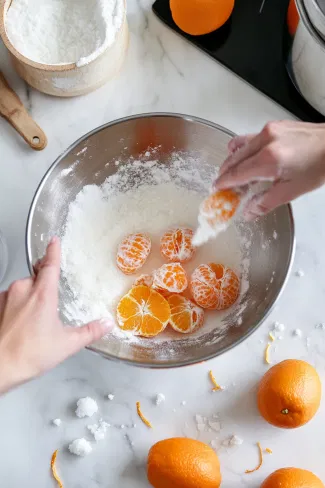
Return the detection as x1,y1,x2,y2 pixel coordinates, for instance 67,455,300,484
0,0,128,97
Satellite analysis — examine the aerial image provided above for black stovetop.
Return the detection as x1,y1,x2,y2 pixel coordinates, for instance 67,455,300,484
152,0,324,123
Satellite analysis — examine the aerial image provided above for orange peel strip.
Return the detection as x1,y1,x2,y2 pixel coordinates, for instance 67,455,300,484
269,332,275,342
51,450,63,488
245,442,263,474
265,343,271,365
136,401,152,428
209,370,222,392
265,447,273,454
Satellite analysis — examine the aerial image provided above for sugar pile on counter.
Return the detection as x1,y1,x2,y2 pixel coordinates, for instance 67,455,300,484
75,397,98,418
5,0,124,67
69,438,93,456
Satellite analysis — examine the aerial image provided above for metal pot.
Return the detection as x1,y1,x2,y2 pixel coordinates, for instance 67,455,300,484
304,0,325,39
291,0,325,115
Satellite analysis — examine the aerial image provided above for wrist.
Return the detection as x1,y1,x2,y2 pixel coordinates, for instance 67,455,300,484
0,349,23,395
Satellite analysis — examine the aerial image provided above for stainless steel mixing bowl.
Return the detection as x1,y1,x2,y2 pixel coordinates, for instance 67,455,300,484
26,113,295,368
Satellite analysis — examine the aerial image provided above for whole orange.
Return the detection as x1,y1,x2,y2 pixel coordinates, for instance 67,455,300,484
170,0,235,36
261,467,324,488
257,359,321,428
147,437,221,488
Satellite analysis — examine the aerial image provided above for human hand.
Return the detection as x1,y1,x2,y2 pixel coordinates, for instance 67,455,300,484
0,237,114,395
214,121,325,219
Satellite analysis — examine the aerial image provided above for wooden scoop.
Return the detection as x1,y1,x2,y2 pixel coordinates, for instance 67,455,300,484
0,71,47,150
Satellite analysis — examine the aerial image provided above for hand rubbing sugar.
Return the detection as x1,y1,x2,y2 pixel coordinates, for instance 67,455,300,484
68,438,92,456
75,397,98,418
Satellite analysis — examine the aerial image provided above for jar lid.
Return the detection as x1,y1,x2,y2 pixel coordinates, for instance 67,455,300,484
304,0,325,40
0,231,8,285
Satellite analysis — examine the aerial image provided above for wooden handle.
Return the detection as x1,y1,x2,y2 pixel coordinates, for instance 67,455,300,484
0,72,47,150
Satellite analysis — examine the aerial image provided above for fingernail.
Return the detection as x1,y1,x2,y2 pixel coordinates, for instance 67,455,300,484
50,236,58,245
99,317,115,330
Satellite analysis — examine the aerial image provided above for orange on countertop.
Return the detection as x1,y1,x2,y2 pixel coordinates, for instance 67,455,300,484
147,437,221,488
287,0,299,36
190,263,240,310
116,285,170,337
170,0,235,36
116,233,151,275
257,359,321,428
261,467,324,488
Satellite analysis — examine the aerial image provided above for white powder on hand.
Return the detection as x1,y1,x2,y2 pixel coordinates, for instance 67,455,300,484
5,0,124,66
75,397,98,418
68,438,92,456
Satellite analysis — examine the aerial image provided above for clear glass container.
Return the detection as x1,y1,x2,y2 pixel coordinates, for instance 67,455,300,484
0,230,8,285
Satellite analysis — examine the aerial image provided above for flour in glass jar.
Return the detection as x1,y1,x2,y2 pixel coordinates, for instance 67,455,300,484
60,151,251,345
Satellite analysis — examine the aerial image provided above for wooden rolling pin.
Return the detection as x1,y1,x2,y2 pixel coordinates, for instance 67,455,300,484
0,71,47,150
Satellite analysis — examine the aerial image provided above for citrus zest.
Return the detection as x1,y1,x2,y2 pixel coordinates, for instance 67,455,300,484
265,448,273,454
269,332,275,342
209,370,222,392
245,442,263,474
265,343,271,364
136,401,152,428
51,450,63,488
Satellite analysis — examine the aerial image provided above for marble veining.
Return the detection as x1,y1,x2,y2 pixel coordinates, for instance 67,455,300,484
1,0,325,487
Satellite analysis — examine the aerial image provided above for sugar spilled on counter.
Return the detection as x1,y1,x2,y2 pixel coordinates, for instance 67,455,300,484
68,438,92,456
75,397,98,418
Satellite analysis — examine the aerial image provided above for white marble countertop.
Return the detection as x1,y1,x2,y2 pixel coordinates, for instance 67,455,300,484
1,1,325,486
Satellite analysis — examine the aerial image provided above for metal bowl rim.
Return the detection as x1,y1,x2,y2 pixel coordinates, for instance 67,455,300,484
25,111,295,368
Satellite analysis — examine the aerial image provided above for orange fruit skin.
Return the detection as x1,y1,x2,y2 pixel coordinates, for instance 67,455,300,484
287,0,299,36
116,233,151,275
170,0,235,36
257,359,322,429
147,438,221,488
261,467,324,488
190,263,240,310
160,227,195,263
116,285,171,337
153,263,188,294
168,294,204,333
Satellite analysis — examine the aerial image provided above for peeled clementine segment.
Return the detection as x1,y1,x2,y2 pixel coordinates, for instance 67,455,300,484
153,263,188,294
168,294,204,334
201,190,240,227
134,274,153,287
190,263,240,310
160,227,195,263
116,285,171,337
170,0,235,36
116,233,151,275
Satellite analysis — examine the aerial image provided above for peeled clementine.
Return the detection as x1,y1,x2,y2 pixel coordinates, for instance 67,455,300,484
147,438,221,488
160,227,195,263
257,359,321,428
170,0,235,36
190,263,240,310
116,285,171,337
116,233,151,275
168,294,204,333
261,467,324,488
